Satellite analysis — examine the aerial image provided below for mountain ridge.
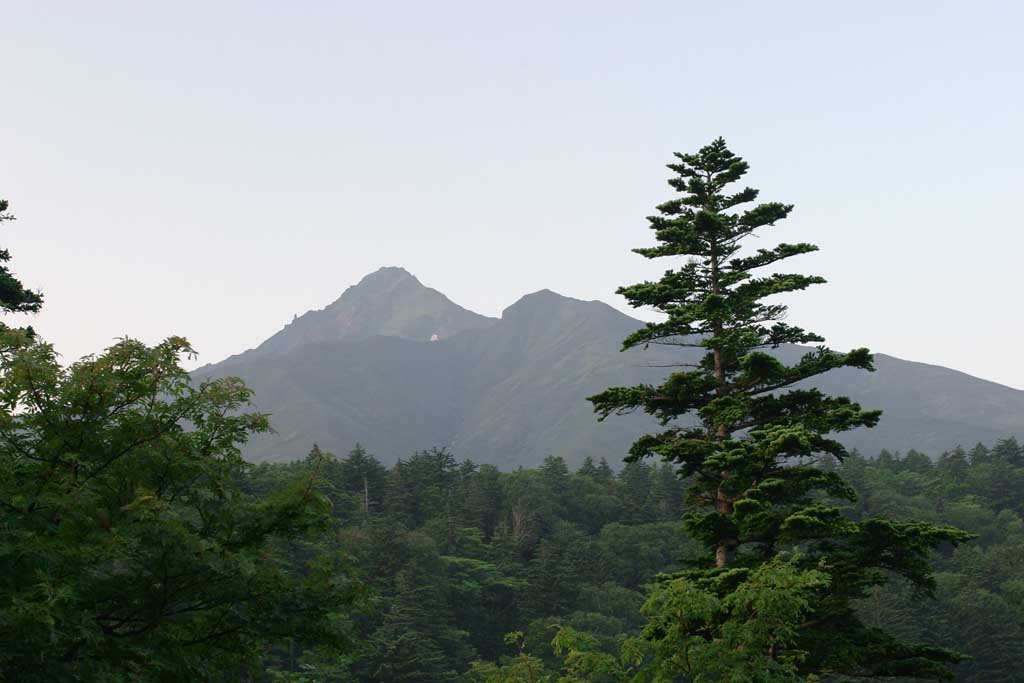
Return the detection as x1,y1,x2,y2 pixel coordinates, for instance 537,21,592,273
193,268,1024,466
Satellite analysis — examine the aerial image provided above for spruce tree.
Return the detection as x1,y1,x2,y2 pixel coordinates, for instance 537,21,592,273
339,442,388,514
992,436,1024,466
588,138,972,679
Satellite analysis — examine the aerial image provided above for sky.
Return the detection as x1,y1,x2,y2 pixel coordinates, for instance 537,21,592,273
2,1,1023,387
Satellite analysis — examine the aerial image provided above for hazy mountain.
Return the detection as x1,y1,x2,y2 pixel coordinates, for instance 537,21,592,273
220,266,496,362
195,268,1024,466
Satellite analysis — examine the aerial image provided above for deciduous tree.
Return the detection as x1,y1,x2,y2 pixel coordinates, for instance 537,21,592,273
0,334,364,680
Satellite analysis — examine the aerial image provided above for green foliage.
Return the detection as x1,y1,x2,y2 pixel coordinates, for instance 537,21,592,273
338,444,389,516
0,199,43,334
16,426,1003,682
587,139,972,680
839,448,1024,682
0,333,364,681
337,444,1024,681
551,626,645,683
249,448,691,682
640,554,828,682
465,632,554,683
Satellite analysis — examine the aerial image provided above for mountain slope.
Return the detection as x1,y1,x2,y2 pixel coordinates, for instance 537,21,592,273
195,270,1024,466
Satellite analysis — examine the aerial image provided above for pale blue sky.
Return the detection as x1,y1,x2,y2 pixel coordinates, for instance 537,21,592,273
3,2,1023,386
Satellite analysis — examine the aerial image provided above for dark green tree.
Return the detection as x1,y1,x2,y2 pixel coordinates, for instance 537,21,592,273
992,436,1024,467
903,448,934,474
577,456,599,478
968,442,992,466
386,447,460,528
588,138,972,679
362,574,461,683
648,462,685,521
338,443,388,516
595,458,615,482
539,455,570,499
0,199,43,333
0,336,364,681
358,531,471,683
936,446,970,485
617,460,654,524
473,464,505,539
521,521,594,620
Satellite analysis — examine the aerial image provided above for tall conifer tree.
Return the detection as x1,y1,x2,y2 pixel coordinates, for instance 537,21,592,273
589,139,972,679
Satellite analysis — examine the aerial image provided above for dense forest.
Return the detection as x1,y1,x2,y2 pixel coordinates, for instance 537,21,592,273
248,440,1024,682
3,140,1020,682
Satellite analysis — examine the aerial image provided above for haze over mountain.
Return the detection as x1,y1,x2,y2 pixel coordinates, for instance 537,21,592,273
196,267,1024,466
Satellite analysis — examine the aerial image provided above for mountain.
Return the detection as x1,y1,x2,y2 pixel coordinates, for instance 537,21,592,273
194,268,1024,467
221,267,496,362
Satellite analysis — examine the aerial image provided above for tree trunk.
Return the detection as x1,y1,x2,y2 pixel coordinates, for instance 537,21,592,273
710,239,736,567
714,484,735,567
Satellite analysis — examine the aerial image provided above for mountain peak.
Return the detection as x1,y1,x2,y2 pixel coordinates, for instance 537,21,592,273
353,266,419,289
503,289,582,313
329,266,427,310
502,289,634,325
252,268,496,355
